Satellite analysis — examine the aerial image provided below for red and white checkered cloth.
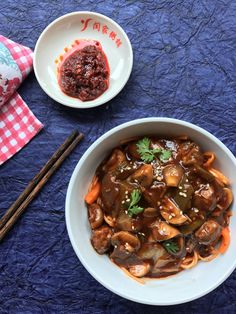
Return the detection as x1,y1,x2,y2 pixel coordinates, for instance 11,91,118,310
0,35,43,165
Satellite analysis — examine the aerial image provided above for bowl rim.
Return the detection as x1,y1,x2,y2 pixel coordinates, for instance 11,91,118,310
33,11,133,109
65,117,236,305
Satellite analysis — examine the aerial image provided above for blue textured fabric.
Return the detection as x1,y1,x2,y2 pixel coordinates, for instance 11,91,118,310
0,1,236,313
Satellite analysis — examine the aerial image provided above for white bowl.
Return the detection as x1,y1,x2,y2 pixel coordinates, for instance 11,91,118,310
66,118,236,305
34,11,133,108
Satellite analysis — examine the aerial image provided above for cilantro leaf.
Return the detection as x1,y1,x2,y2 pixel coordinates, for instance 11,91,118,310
136,137,172,163
128,206,144,217
163,240,179,254
159,149,172,162
127,190,144,217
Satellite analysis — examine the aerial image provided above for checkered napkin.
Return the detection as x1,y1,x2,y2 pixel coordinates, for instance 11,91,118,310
0,35,43,165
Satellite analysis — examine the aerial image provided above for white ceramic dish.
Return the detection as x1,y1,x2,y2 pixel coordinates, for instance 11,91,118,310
34,11,133,109
66,118,236,305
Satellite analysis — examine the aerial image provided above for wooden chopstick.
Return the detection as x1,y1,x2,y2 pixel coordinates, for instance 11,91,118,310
0,132,84,242
0,130,78,230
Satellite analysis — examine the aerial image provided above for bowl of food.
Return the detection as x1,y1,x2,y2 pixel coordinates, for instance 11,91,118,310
34,11,133,108
66,118,236,305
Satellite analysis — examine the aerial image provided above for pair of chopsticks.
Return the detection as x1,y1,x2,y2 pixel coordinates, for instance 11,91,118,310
0,130,83,242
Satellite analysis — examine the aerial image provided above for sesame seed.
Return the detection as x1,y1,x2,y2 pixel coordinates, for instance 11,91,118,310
126,198,130,202
125,191,128,194
186,179,189,182
179,186,183,190
179,192,187,197
115,187,119,192
157,201,161,206
160,206,163,210
125,210,128,214
131,225,135,230
114,245,118,248
168,215,172,220
127,167,131,170
180,211,183,215
122,200,125,204
194,208,199,213
120,169,124,173
171,213,176,217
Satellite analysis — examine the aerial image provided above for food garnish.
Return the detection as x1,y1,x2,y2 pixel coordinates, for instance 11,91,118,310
163,240,179,254
127,190,144,217
136,137,171,163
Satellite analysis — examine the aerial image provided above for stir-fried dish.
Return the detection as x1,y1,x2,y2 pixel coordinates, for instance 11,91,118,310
84,136,233,279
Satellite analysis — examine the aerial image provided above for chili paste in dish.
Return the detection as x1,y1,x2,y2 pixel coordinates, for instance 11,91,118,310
58,40,109,101
84,136,233,279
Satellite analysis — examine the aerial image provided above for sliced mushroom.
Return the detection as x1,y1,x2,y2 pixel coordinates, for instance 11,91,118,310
110,231,141,261
193,184,217,212
181,143,203,166
116,161,137,180
142,184,166,208
163,164,183,187
129,263,151,277
104,214,116,227
101,173,120,214
195,219,222,245
161,198,189,225
172,176,194,211
143,207,159,218
151,250,182,277
128,164,153,187
88,203,104,229
151,220,180,241
111,231,141,253
127,142,141,159
217,188,233,211
137,242,166,263
91,225,112,254
104,149,126,172
116,211,142,232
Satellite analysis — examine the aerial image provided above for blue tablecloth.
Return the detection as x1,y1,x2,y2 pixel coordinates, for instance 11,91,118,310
0,1,236,313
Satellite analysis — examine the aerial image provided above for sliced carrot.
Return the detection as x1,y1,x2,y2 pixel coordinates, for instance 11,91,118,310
85,181,101,205
208,168,230,186
218,227,230,254
203,152,215,168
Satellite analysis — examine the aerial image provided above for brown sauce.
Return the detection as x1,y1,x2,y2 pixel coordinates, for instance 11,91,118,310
85,136,233,279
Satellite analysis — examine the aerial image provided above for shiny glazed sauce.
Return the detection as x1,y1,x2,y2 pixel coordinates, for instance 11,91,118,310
57,40,110,101
84,136,233,280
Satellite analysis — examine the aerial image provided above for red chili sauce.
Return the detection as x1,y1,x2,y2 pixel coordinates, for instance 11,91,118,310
58,40,110,102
